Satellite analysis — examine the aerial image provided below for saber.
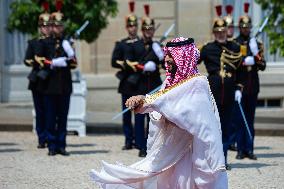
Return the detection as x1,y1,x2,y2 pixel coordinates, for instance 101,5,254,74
75,20,90,38
274,14,283,26
255,17,269,37
112,85,162,120
238,102,253,141
254,6,273,38
259,17,269,32
155,23,161,32
159,23,175,43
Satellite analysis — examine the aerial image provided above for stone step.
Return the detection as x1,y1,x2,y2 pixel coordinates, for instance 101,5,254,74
0,103,283,135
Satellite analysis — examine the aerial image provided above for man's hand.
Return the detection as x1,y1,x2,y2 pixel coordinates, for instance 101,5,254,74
51,57,67,67
125,95,145,112
143,61,156,72
243,56,255,66
235,90,242,103
249,37,259,56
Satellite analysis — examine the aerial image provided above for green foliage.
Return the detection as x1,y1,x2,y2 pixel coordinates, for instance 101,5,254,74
255,0,284,56
7,0,118,43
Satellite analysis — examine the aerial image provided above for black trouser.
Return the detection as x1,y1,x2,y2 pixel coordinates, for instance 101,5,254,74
32,91,46,145
228,102,241,147
216,102,234,164
45,94,71,151
236,93,257,154
121,94,147,150
208,74,235,164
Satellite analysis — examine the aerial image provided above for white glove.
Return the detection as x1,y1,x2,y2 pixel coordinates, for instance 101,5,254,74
249,37,259,56
143,61,156,72
62,40,75,58
152,42,164,61
51,57,67,67
243,56,255,66
235,90,242,104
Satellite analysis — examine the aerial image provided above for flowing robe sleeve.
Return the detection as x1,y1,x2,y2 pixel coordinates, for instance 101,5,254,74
143,76,227,188
91,76,227,189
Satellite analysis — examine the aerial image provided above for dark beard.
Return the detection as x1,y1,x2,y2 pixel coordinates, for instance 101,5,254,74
169,65,177,82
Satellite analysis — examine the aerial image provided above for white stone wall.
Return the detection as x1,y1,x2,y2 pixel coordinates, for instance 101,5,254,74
0,0,283,119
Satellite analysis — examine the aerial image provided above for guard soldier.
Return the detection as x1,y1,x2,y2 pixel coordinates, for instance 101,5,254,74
24,1,51,149
111,1,144,155
44,0,77,156
198,5,243,170
224,4,238,152
234,3,266,160
123,4,163,157
224,4,235,40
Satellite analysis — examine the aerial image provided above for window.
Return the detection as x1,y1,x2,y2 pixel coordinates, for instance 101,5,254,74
257,98,282,108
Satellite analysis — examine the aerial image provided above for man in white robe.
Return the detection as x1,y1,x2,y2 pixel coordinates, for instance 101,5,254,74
90,37,228,189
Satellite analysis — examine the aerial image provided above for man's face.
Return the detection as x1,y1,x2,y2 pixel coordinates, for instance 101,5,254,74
126,25,138,37
239,27,251,37
213,30,227,43
142,28,154,41
227,26,234,38
39,25,51,36
165,54,177,78
52,25,64,36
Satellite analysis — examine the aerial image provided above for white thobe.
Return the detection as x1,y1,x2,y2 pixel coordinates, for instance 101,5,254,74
90,75,228,189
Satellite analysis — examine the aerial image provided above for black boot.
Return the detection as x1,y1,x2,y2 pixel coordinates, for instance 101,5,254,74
48,150,56,156
236,151,245,159
225,164,231,170
37,143,46,149
138,149,147,157
57,148,70,156
228,144,237,151
122,143,133,150
245,152,257,160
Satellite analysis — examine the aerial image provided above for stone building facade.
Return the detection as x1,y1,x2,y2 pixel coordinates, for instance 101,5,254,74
0,0,283,116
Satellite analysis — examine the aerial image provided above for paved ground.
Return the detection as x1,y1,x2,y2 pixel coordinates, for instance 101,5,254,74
1,102,284,135
0,132,284,189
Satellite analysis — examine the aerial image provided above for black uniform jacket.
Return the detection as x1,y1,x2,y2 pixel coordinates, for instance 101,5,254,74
24,37,49,92
111,37,162,96
234,34,266,95
43,36,77,95
199,40,243,106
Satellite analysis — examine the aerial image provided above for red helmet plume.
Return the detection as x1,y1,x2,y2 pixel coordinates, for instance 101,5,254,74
244,2,250,14
215,5,222,17
56,0,63,12
129,0,135,13
225,5,233,15
144,4,150,16
42,1,49,12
